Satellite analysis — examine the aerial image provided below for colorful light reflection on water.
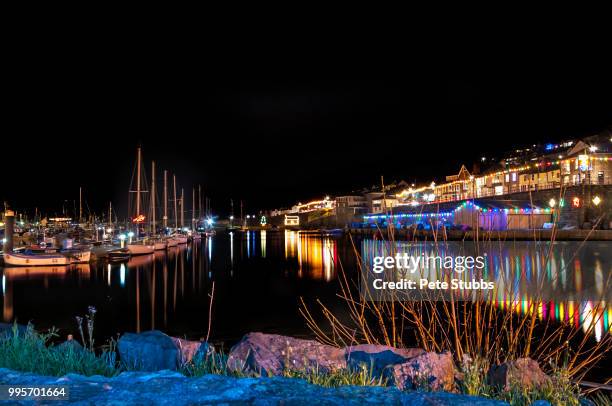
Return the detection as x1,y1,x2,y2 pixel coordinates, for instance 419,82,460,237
361,239,611,341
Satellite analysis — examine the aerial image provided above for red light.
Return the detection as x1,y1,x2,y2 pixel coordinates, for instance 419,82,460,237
572,197,580,208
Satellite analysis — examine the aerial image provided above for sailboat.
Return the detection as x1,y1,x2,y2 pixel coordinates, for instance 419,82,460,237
127,147,155,256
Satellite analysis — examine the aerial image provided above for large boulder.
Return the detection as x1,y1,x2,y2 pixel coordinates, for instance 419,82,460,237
118,330,179,371
227,332,346,375
488,358,551,391
392,351,456,391
345,344,425,378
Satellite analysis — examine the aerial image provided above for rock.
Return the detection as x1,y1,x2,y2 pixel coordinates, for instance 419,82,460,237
488,358,551,391
170,337,209,365
344,344,425,378
227,332,346,375
0,367,509,405
392,351,456,391
118,330,179,371
54,336,85,353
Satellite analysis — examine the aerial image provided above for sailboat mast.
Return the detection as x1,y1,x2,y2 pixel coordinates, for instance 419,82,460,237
181,188,184,228
163,170,168,229
198,185,202,220
192,187,196,231
136,147,142,219
79,187,83,224
108,202,112,228
151,161,156,234
173,175,178,230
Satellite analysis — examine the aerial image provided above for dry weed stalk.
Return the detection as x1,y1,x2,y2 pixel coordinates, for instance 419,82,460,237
300,193,611,382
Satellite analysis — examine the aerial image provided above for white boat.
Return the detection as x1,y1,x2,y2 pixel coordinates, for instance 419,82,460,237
172,235,188,244
3,250,91,266
127,243,155,255
153,241,167,250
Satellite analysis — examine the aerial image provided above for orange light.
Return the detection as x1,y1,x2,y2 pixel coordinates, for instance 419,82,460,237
132,214,146,223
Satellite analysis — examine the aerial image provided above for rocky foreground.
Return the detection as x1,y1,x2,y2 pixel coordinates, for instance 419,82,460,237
0,368,507,405
0,329,556,404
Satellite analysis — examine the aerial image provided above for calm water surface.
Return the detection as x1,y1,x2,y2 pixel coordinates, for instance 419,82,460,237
1,231,610,347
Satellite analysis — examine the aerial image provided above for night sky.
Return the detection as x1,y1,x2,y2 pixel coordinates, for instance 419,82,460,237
4,63,612,218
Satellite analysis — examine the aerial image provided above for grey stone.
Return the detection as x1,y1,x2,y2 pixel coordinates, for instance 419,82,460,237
54,338,85,354
392,351,456,391
345,344,425,378
227,332,346,375
488,358,551,391
170,336,209,366
118,330,179,371
0,367,509,405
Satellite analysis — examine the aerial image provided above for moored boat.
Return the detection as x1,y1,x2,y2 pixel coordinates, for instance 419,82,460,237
165,238,178,247
127,243,155,255
107,248,131,263
171,235,188,244
3,250,91,266
153,240,168,250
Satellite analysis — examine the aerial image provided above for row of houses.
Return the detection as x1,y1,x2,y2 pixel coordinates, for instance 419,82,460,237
267,130,611,230
339,131,611,214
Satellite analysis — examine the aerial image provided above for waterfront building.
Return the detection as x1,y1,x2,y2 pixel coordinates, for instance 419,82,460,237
266,130,611,230
394,131,611,208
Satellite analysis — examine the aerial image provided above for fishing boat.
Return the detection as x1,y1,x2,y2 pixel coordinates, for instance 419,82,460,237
3,250,91,266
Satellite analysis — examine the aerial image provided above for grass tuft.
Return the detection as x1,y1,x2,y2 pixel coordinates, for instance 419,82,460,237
0,323,119,377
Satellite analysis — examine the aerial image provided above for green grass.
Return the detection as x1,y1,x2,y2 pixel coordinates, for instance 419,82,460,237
281,363,387,388
0,323,119,377
180,350,251,378
458,358,584,406
180,350,386,388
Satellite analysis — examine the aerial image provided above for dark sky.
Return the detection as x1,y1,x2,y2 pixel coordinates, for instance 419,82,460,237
3,56,612,218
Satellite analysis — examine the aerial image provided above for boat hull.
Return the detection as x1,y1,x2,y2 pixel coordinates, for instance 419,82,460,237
3,251,91,266
127,244,155,255
154,241,168,250
173,236,188,244
166,238,178,247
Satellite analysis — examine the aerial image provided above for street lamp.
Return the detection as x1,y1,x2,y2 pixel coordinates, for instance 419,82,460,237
549,198,556,208
592,196,602,206
119,234,126,248
127,231,134,243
